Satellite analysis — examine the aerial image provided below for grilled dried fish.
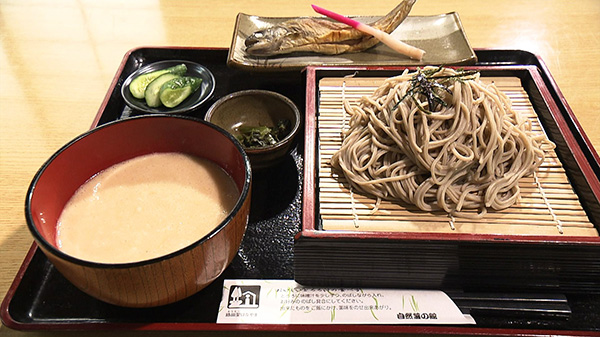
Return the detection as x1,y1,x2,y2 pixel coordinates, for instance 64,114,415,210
245,0,416,56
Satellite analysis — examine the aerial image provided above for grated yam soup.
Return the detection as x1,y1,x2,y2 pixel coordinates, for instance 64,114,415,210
56,152,239,263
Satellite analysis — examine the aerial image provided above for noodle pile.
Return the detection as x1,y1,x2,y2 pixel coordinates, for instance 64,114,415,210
330,67,554,218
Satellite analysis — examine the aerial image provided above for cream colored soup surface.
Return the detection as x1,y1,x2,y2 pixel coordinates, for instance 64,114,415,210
56,152,239,263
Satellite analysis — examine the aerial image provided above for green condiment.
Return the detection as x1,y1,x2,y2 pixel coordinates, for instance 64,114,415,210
236,119,291,148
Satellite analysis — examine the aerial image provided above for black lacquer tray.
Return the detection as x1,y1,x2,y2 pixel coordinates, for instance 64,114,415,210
2,48,599,336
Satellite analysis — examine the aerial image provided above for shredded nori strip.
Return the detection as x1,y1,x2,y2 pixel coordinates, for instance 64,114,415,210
394,67,479,114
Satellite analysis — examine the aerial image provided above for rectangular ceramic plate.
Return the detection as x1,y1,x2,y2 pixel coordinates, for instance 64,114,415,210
227,12,477,71
2,48,599,335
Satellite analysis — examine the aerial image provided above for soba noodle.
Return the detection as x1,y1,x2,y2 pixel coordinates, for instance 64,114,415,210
330,67,555,218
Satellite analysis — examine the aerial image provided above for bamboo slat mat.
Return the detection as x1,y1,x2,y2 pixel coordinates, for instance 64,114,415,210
317,76,598,237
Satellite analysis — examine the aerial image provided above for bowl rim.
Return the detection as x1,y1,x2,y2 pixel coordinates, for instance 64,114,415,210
25,114,252,269
120,60,216,115
204,89,301,153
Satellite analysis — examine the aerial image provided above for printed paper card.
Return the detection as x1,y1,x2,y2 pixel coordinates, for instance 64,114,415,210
217,279,475,325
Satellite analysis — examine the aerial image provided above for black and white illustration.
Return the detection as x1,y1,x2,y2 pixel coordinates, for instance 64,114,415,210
228,285,260,309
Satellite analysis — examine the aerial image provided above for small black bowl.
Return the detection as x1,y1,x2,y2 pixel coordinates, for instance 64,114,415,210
121,60,215,114
205,90,301,169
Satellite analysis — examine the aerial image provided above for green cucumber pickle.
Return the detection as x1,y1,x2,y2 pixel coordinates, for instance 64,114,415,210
159,76,202,108
128,64,187,99
144,73,181,107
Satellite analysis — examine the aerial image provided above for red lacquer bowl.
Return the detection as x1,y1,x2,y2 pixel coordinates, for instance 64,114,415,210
25,115,251,308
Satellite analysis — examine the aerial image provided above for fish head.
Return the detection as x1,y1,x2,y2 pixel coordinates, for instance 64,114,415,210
244,26,293,56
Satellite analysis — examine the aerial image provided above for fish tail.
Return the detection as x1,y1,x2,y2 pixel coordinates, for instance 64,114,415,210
371,0,417,33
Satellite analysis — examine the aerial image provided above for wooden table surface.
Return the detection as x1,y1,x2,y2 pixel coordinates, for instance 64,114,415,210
1,1,598,336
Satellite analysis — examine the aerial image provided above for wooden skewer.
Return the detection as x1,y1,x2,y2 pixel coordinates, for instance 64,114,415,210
311,4,425,60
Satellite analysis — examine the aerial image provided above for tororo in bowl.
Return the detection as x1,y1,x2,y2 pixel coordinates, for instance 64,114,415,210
25,115,251,308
